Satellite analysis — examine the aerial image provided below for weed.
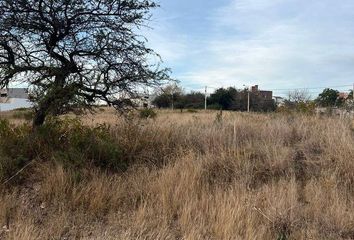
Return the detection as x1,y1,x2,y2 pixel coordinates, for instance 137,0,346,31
139,108,157,119
0,111,353,239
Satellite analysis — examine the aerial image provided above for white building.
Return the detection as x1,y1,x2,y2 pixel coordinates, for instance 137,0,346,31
0,88,32,111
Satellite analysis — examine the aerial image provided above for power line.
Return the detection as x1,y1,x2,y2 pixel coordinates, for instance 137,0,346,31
183,83,353,93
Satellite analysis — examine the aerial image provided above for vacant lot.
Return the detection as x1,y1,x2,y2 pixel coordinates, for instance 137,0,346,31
0,109,354,239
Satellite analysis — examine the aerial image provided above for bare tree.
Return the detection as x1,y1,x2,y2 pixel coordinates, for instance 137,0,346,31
151,83,183,109
0,0,170,126
287,89,311,103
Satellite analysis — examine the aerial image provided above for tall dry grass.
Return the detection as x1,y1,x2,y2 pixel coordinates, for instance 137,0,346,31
1,109,354,239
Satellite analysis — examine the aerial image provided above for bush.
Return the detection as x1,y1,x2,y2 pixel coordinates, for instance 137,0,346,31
139,108,157,119
277,101,315,115
0,118,125,182
0,119,31,182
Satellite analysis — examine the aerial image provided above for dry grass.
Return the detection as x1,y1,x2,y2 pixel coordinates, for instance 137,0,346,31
1,109,354,239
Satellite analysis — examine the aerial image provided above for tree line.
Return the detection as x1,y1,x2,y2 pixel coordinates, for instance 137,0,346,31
152,85,276,112
315,88,353,107
152,85,354,112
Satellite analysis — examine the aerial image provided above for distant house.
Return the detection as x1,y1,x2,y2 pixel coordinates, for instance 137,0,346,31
251,85,273,100
273,96,285,106
338,92,350,101
0,89,8,103
117,90,153,109
131,95,154,108
0,88,28,99
0,88,31,111
0,89,7,97
245,85,275,111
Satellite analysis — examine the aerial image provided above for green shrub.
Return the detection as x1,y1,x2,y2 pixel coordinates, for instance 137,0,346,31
34,118,125,170
0,118,125,182
276,102,315,115
139,108,157,119
0,119,31,182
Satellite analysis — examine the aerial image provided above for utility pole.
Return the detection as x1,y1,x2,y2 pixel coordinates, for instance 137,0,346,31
204,86,207,110
171,92,174,110
247,89,250,112
243,84,250,112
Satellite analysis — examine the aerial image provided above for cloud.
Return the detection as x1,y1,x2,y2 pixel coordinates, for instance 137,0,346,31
148,0,354,96
184,0,354,95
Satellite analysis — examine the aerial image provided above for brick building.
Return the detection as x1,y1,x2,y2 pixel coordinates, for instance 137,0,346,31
251,85,273,100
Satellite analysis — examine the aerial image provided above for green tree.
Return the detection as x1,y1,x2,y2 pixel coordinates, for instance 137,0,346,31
316,88,339,107
0,0,170,127
152,93,172,108
208,87,236,110
183,92,205,109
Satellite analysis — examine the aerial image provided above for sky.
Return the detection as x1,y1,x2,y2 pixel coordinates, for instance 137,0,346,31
146,0,354,97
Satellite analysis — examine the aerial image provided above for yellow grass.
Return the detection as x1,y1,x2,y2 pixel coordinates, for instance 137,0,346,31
1,109,354,239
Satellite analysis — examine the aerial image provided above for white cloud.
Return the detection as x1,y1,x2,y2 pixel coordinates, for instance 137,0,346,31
176,0,354,96
145,0,354,96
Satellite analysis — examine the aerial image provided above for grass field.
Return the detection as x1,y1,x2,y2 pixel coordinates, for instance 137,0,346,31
0,109,354,239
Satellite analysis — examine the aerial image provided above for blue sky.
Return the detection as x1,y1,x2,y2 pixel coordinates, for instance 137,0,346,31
146,0,354,97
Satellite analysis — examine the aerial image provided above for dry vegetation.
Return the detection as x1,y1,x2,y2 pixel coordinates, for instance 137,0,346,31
0,108,354,239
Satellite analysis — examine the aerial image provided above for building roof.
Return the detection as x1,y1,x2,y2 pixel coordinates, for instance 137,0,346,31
251,85,273,100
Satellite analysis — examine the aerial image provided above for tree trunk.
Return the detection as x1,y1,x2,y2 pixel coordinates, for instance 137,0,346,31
32,74,67,128
32,109,46,127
